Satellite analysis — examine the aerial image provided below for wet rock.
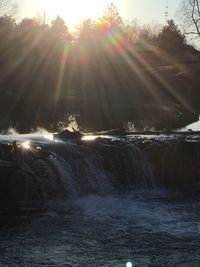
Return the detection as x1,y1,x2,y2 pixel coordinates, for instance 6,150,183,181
140,139,200,191
54,129,82,141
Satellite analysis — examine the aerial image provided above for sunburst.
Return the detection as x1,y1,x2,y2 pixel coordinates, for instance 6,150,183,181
34,0,110,27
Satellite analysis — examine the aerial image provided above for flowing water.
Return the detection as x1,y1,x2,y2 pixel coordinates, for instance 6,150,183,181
0,133,200,266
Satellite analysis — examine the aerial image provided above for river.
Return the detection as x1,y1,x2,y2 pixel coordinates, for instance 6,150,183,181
0,132,199,266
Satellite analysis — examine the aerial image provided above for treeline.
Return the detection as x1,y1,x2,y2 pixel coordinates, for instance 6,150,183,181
0,3,197,132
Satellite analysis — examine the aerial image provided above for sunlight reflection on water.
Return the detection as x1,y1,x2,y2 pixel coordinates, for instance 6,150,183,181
44,133,54,141
81,135,98,141
82,135,111,141
21,140,31,149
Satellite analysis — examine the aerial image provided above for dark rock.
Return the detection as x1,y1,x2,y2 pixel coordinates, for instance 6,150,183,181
54,129,82,141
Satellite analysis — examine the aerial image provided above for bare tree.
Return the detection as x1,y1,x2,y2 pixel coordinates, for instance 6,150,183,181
35,10,49,26
179,0,200,39
0,0,17,16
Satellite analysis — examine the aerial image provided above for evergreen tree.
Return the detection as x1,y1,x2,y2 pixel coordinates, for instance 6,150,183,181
51,16,72,44
157,20,186,55
101,3,122,29
76,19,94,47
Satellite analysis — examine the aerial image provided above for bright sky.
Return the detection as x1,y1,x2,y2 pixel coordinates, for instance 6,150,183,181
17,0,183,28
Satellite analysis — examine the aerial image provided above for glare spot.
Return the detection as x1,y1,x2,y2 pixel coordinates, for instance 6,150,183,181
81,135,98,141
126,262,133,267
44,134,54,141
81,135,110,141
22,141,31,149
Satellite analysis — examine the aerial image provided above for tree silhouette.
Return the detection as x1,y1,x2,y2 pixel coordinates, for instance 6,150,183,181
100,3,123,28
0,14,15,32
157,20,186,55
76,19,94,47
19,18,38,31
51,16,71,43
0,3,197,133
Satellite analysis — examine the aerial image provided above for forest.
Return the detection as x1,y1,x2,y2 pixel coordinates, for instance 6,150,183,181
0,2,200,132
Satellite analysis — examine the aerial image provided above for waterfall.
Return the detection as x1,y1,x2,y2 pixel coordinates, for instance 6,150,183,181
109,142,155,188
0,137,156,208
0,133,199,210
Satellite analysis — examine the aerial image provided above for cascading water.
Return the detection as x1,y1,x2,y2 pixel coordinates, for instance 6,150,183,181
0,132,200,266
0,136,157,207
45,140,114,197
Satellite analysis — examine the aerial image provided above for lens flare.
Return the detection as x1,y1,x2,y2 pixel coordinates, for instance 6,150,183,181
126,262,133,267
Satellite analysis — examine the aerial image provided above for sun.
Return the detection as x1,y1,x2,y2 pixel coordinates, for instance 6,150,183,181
34,0,110,27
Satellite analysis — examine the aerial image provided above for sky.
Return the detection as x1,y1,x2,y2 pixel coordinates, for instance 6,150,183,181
17,0,183,28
